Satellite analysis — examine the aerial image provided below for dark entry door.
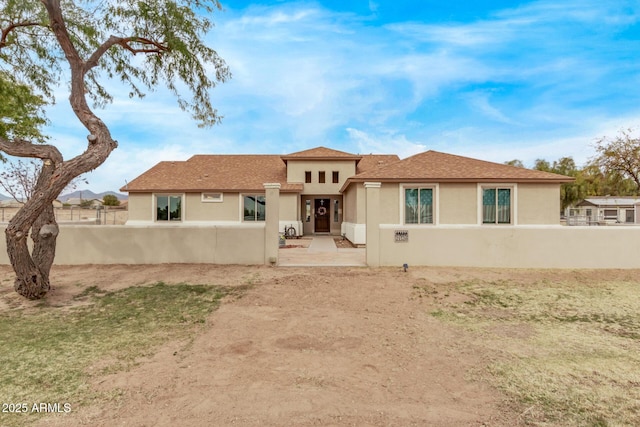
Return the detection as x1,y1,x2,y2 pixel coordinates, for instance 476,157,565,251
314,198,330,232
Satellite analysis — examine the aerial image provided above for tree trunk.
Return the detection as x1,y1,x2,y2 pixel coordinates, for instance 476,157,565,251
3,1,117,299
6,162,58,299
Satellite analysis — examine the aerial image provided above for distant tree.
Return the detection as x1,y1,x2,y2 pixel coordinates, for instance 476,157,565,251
79,199,93,208
533,159,552,172
533,157,582,210
504,159,524,168
102,194,120,206
0,1,230,299
593,128,640,194
0,159,40,203
0,159,86,203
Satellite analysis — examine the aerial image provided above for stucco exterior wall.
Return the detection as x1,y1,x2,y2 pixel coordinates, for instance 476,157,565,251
375,225,640,268
439,183,477,224
0,224,265,265
286,160,356,195
518,184,561,224
128,193,152,221
379,184,400,224
279,193,299,221
343,185,358,223
185,193,239,222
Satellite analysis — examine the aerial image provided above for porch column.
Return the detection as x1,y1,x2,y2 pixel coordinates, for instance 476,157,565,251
365,182,381,267
264,183,281,265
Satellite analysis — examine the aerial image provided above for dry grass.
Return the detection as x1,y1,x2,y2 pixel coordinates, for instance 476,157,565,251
424,278,640,426
0,282,244,427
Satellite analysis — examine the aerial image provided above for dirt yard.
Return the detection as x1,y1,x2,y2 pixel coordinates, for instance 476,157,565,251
3,265,637,426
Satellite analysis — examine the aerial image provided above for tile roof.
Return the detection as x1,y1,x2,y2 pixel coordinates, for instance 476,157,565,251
281,146,362,161
123,148,573,194
341,150,573,190
122,155,303,193
356,154,401,174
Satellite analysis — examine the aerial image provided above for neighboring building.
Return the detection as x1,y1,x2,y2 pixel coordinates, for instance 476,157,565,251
121,147,573,245
567,197,640,225
64,198,103,207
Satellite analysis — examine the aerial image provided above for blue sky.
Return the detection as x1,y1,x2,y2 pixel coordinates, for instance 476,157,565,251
32,0,640,192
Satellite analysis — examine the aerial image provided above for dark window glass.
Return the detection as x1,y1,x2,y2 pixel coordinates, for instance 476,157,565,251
157,195,181,221
305,171,311,183
332,171,339,183
319,171,325,183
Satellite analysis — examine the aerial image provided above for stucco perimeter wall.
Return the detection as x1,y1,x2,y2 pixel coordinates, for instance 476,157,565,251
376,225,640,268
0,225,265,265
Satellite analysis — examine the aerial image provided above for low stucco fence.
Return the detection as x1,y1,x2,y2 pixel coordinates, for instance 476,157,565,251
374,225,640,269
0,224,266,265
2,224,640,268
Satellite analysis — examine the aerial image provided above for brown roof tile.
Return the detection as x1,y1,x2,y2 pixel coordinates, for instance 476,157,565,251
281,146,362,161
356,154,401,174
122,155,303,193
342,150,574,189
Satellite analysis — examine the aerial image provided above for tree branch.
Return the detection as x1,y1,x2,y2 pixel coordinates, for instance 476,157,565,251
84,36,169,73
0,136,63,164
0,21,42,50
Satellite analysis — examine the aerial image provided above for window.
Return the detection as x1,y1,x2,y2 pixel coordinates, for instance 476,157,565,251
305,171,311,183
604,209,617,220
319,171,325,183
332,171,339,183
482,188,511,224
404,188,433,224
243,195,266,221
201,193,223,202
305,200,311,222
156,195,181,221
334,199,339,222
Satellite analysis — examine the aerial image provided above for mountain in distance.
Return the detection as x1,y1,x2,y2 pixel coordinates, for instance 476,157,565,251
58,189,128,202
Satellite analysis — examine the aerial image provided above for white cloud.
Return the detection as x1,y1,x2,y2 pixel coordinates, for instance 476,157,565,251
347,128,426,159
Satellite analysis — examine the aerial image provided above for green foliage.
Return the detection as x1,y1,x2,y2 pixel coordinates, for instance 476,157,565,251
503,159,524,168
527,153,638,210
79,199,93,208
102,194,120,206
0,73,48,162
0,0,230,127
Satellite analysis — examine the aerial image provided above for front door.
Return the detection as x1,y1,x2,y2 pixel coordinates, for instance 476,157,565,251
314,198,330,232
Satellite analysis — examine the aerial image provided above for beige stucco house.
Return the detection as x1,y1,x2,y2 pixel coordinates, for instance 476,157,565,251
122,147,573,245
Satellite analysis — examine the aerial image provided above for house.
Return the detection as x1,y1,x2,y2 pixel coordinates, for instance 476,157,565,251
567,197,640,225
122,147,572,245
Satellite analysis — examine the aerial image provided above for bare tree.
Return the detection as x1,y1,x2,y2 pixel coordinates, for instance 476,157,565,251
593,128,640,194
0,1,230,299
0,158,87,203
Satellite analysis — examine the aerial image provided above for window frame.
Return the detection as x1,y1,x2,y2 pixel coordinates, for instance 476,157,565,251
319,171,326,184
242,194,266,222
400,184,438,226
478,184,517,225
155,194,183,222
305,171,312,183
332,171,339,184
201,192,223,203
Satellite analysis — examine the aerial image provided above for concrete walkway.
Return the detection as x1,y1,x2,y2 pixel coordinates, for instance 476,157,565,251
278,235,366,267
